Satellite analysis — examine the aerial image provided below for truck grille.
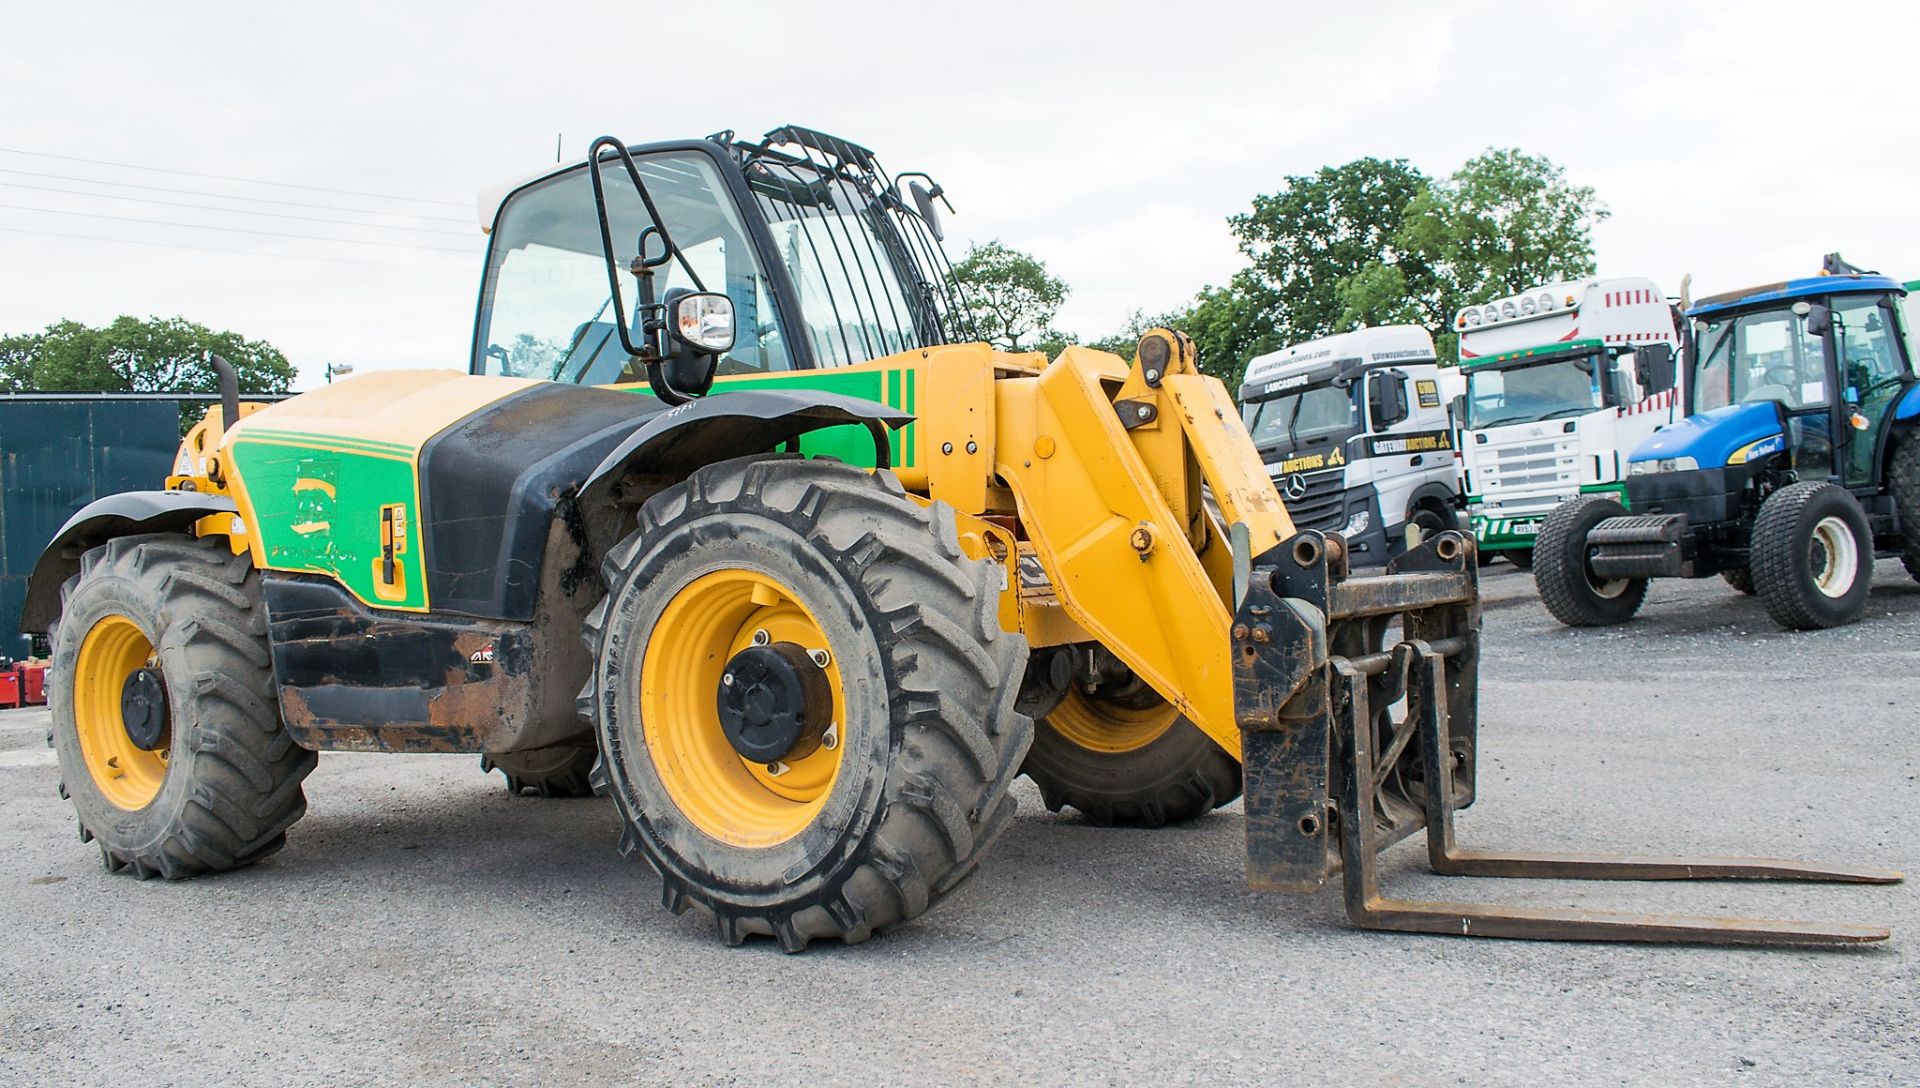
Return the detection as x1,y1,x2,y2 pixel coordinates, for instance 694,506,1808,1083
1272,467,1345,532
1488,437,1579,490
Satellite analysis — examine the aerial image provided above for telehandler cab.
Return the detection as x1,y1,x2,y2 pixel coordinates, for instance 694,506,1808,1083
23,127,1899,949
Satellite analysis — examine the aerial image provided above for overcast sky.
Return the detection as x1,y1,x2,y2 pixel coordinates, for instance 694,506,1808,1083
3,2,1916,389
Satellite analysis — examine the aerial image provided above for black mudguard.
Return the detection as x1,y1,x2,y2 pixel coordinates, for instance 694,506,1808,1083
19,491,238,633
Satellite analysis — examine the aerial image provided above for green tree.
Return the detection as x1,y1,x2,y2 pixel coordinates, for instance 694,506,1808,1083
0,315,296,394
1348,149,1608,359
950,240,1069,352
1229,158,1435,348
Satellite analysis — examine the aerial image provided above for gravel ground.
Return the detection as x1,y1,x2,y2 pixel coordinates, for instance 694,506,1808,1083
2,561,1915,1087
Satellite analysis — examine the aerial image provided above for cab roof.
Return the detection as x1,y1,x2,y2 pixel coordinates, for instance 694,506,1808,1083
1688,274,1905,319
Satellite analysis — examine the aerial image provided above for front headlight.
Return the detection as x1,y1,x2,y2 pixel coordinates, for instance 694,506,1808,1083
1627,456,1699,476
1341,509,1372,537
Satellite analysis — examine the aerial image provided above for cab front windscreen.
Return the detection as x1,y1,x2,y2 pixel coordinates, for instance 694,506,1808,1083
1464,354,1604,429
1242,382,1358,449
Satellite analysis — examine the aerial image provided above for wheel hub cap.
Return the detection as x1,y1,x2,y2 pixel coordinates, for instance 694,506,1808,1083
716,642,832,763
120,667,170,751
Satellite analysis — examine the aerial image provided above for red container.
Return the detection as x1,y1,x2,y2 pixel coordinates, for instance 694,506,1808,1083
0,670,19,710
19,664,46,706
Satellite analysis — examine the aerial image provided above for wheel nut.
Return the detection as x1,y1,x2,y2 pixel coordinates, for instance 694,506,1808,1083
752,629,770,646
809,648,831,669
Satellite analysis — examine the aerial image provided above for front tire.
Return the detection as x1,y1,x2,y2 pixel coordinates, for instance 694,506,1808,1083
1721,567,1756,595
584,457,1032,950
49,534,315,878
1749,482,1873,630
1533,496,1649,627
1023,687,1240,827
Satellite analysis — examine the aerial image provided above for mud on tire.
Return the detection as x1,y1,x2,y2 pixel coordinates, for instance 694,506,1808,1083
583,457,1033,951
49,534,316,878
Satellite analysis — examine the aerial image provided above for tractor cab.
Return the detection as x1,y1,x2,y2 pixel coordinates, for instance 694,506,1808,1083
1657,262,1915,490
1536,256,1920,632
469,126,968,389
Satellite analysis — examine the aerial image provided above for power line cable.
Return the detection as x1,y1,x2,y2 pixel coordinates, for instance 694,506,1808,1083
0,180,474,237
0,166,470,222
0,203,478,253
0,224,472,272
0,147,467,208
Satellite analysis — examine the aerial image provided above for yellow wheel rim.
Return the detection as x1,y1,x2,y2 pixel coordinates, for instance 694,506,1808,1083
1047,687,1179,755
641,570,846,848
73,615,170,811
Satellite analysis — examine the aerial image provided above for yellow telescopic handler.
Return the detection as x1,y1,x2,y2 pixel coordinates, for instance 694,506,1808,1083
22,127,1899,950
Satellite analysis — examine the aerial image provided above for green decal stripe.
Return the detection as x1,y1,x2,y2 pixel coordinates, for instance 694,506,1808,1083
1464,337,1607,368
240,428,416,457
228,440,428,610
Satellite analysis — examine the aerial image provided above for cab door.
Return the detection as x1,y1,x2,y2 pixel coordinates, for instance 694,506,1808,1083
1834,293,1913,487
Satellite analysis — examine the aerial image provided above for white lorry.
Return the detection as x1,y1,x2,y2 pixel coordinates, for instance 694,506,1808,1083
1454,277,1684,564
1239,325,1462,565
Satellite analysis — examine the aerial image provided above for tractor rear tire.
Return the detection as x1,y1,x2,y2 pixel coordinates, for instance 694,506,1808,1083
1891,438,1920,583
483,743,598,798
583,457,1032,951
1533,496,1649,627
48,534,316,879
1721,567,1756,595
1023,690,1240,827
1750,482,1873,630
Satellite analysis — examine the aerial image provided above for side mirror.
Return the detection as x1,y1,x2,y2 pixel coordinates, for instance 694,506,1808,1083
1369,370,1410,429
908,180,945,242
1449,393,1467,427
655,289,735,398
1794,300,1832,337
1635,342,1677,394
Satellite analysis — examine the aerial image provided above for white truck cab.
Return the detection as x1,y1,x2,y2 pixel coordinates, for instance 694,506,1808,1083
1239,326,1463,565
1454,277,1684,561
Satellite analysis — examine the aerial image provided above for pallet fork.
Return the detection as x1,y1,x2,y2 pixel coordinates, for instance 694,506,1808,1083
1232,529,1901,946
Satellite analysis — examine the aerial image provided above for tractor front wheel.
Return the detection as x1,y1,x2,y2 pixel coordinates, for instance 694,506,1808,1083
48,534,315,878
1023,687,1239,827
584,457,1032,950
1533,496,1649,627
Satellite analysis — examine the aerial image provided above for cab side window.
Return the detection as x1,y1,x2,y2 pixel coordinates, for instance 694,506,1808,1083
1834,294,1905,393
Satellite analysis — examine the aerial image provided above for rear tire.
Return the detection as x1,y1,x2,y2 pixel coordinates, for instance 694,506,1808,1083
48,534,315,879
1749,482,1872,630
1890,438,1920,584
583,457,1032,950
1505,547,1534,570
483,743,598,798
1533,496,1649,627
1721,567,1756,595
1023,689,1239,827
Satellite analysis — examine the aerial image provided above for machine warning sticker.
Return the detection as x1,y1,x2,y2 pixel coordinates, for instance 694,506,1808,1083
1365,430,1453,457
1415,379,1440,408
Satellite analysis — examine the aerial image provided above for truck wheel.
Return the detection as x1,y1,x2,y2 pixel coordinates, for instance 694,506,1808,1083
48,534,316,878
1505,548,1534,570
583,457,1032,950
1532,496,1649,627
1720,568,1756,595
1022,689,1239,827
483,743,598,798
1749,482,1873,630
1891,438,1920,583
1406,503,1453,549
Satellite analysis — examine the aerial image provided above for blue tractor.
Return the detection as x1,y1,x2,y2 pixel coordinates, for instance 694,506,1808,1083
1534,256,1920,629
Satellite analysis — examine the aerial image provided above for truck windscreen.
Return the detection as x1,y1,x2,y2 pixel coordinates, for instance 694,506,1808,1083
1243,382,1358,450
1465,353,1604,429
